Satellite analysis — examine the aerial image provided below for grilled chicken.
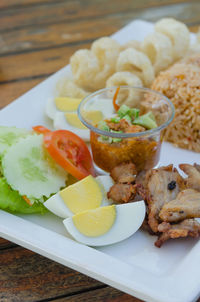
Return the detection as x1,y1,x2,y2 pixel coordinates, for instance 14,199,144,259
145,165,184,233
110,162,137,183
107,183,137,203
159,189,200,222
109,161,200,248
179,163,200,191
155,219,200,247
135,170,147,188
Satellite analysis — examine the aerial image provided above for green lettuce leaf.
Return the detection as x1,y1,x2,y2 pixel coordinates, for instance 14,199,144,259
0,177,47,214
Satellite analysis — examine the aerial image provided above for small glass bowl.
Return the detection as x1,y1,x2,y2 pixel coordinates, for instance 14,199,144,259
78,86,175,173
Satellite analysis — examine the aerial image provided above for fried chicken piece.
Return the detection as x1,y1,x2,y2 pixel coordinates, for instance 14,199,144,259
107,183,137,203
159,189,200,222
155,219,200,247
179,163,200,191
135,170,147,186
145,165,184,233
110,162,137,183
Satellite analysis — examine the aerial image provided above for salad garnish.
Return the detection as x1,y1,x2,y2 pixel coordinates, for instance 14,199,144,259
34,126,95,180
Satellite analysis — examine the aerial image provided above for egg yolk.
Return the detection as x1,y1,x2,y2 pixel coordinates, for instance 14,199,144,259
60,175,103,214
72,205,116,237
83,110,103,124
64,112,87,129
55,97,82,111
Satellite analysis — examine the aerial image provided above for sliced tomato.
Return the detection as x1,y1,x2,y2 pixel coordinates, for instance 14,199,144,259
43,130,95,180
33,125,51,135
113,86,120,111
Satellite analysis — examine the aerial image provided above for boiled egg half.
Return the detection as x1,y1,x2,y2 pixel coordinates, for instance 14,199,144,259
63,201,145,246
44,175,114,218
45,96,115,141
45,97,82,120
53,110,103,141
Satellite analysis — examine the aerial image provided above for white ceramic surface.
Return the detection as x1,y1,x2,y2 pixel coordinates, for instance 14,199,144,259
0,20,200,302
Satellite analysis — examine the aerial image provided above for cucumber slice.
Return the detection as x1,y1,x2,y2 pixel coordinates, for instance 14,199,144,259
0,126,29,155
2,134,67,199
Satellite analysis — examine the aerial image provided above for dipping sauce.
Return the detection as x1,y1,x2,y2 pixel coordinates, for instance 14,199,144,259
78,86,174,173
91,133,160,172
90,106,161,172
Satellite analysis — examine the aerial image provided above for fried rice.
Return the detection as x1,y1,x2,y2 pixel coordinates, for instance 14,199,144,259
151,57,200,152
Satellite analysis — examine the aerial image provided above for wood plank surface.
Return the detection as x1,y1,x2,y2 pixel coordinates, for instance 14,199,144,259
0,1,200,57
0,0,199,33
0,0,195,10
0,1,200,302
55,287,142,302
0,43,90,83
0,238,16,250
0,78,44,109
0,246,103,302
0,0,61,10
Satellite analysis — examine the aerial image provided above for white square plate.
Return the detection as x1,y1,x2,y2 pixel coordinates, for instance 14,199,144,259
0,20,200,302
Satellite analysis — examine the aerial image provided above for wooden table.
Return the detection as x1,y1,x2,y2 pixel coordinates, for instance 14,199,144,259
0,0,200,301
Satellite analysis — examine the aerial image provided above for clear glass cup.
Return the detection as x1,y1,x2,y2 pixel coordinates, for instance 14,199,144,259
78,86,175,173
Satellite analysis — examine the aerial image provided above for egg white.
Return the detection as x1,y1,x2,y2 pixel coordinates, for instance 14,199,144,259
53,112,90,141
44,175,114,218
63,201,146,246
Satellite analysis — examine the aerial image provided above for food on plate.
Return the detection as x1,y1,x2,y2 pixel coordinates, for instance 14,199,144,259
33,127,95,180
0,177,46,214
180,52,200,68
0,125,96,214
44,175,114,218
179,163,200,191
2,134,67,199
156,219,200,248
106,72,143,107
110,162,137,183
142,165,184,233
116,48,155,87
70,37,121,91
63,201,145,246
133,163,200,247
54,17,191,105
78,86,174,174
155,18,190,60
51,18,193,150
107,161,200,247
107,183,138,204
0,126,29,156
56,77,89,99
0,126,67,214
90,102,161,172
46,97,82,120
142,32,173,75
45,96,114,142
45,96,90,141
159,189,200,222
151,60,200,152
120,40,141,52
53,112,90,141
107,162,144,203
